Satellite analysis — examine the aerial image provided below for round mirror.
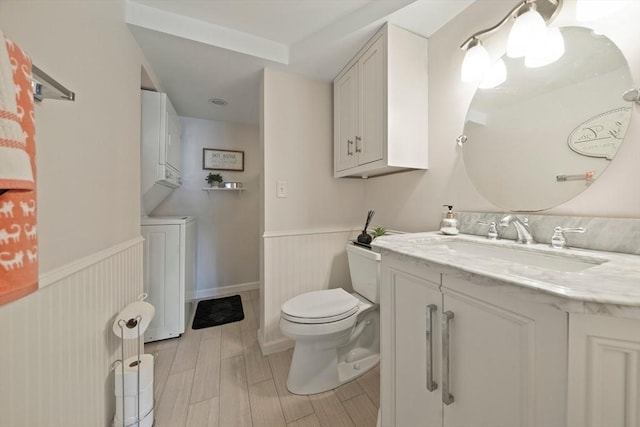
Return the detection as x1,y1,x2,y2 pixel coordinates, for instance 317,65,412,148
462,26,633,212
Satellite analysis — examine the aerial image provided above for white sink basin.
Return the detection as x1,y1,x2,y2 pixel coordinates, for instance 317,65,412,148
421,239,607,272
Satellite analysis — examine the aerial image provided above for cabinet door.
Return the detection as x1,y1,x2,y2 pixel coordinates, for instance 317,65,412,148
442,291,530,427
392,270,443,427
358,35,384,166
165,98,182,173
334,63,358,172
568,314,640,427
184,220,196,302
142,224,181,342
442,278,567,427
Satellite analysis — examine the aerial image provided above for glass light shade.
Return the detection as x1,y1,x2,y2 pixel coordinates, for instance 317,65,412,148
479,59,507,89
507,9,547,58
525,27,565,68
576,0,630,22
461,42,490,83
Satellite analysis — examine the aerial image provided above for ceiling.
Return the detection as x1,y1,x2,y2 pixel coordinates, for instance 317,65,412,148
127,0,474,125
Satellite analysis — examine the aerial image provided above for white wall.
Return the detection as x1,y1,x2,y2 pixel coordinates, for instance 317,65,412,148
0,1,149,425
152,117,260,297
0,0,146,273
363,0,640,232
262,68,365,233
259,68,364,351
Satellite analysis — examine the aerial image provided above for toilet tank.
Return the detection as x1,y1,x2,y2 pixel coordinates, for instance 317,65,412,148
346,243,381,303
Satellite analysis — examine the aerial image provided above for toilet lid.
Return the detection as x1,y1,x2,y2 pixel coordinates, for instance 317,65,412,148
281,289,359,323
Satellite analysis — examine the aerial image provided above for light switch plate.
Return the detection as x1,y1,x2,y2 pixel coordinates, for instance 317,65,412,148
277,180,288,198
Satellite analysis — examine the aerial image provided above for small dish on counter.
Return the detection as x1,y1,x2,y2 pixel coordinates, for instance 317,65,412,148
222,182,242,189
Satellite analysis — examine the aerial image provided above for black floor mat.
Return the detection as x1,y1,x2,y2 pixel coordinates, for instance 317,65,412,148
192,295,244,330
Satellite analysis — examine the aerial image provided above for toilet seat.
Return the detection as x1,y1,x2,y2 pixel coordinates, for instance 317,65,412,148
281,289,359,324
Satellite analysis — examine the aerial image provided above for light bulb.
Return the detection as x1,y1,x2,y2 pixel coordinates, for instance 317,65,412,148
461,40,490,83
507,8,547,58
525,27,565,68
576,0,630,22
479,58,507,89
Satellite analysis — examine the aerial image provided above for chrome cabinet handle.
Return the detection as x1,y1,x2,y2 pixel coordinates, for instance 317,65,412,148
425,304,438,392
355,136,362,153
442,311,455,405
347,139,354,156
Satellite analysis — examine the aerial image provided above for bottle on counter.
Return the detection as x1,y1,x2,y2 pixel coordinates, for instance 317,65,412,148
440,205,459,235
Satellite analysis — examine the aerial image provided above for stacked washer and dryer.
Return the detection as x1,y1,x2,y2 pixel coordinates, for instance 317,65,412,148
141,215,196,342
140,90,195,343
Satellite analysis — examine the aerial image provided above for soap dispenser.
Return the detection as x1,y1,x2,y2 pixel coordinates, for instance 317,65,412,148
440,205,459,235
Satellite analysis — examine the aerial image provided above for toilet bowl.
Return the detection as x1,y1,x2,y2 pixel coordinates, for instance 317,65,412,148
280,243,381,395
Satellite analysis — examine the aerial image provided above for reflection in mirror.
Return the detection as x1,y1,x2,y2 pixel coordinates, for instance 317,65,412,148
462,26,633,212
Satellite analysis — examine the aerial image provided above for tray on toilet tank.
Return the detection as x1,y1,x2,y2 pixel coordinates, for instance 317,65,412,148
352,240,372,250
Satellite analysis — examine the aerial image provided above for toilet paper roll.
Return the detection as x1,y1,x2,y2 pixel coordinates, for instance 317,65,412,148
112,300,155,339
113,410,154,427
114,383,153,425
114,410,154,427
115,354,154,396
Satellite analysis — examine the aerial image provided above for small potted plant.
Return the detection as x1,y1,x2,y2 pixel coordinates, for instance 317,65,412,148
370,226,387,240
205,172,224,187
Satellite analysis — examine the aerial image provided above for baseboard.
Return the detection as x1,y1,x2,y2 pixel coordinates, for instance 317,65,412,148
191,281,259,301
257,328,294,356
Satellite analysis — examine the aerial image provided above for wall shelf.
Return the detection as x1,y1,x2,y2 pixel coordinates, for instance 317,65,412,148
201,187,245,192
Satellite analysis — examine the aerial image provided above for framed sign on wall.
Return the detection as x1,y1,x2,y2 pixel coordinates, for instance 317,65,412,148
203,148,244,171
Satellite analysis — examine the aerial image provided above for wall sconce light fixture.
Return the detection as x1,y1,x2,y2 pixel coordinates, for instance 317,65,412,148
460,0,564,85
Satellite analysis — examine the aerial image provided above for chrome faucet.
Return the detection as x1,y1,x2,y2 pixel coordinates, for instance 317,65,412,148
499,215,536,244
551,226,586,249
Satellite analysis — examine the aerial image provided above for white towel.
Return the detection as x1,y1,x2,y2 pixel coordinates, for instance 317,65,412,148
0,30,33,191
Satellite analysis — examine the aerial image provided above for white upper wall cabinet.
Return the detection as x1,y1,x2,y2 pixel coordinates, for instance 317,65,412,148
333,23,428,178
141,90,183,189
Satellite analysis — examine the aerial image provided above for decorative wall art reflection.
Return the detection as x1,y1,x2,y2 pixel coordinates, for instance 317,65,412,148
567,107,631,160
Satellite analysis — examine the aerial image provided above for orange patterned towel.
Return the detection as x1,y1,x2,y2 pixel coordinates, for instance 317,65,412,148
0,33,38,305
0,31,34,191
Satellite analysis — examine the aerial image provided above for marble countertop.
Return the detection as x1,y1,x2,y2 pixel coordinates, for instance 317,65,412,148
371,232,640,307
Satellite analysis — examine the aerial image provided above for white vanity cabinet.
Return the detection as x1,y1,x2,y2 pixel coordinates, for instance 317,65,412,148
381,254,568,427
333,23,428,178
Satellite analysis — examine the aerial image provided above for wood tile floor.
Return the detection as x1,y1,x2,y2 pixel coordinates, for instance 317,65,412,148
145,289,380,427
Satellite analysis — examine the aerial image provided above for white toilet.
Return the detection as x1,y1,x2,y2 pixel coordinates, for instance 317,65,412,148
280,242,381,395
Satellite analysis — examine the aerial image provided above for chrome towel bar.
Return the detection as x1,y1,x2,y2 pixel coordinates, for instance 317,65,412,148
31,64,75,102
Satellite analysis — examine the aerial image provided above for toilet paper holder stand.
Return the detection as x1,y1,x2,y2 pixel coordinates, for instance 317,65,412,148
110,314,154,427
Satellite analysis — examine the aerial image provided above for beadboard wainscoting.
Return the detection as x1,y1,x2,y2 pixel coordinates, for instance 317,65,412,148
259,228,359,354
0,237,143,427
